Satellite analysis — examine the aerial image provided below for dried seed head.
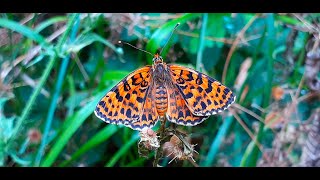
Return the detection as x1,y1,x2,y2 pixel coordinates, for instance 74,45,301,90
138,128,160,150
163,134,198,164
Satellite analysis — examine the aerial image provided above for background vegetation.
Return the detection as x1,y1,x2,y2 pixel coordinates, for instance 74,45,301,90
0,13,319,167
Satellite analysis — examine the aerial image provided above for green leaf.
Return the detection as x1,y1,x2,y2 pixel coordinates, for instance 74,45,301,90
275,14,304,25
146,13,201,64
102,71,130,81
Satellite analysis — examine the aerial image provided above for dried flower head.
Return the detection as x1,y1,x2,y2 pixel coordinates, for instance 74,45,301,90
162,134,198,164
138,129,160,153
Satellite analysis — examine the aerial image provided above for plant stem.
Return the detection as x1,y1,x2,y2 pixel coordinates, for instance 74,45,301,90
34,14,80,166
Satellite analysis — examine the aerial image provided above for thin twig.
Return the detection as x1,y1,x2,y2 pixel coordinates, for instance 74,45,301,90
222,14,259,84
232,103,265,124
230,109,264,153
73,53,90,82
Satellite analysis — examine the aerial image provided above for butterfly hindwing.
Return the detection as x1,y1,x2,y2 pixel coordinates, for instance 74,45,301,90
95,66,157,130
166,82,209,126
131,80,159,130
168,64,236,116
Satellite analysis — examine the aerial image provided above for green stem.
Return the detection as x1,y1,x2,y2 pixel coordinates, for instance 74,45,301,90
196,13,208,71
200,116,233,166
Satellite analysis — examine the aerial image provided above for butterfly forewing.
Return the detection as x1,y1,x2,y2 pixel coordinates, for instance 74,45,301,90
95,66,158,130
168,64,236,116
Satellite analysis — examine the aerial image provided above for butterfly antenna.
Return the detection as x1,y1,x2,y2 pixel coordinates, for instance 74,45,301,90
159,23,180,55
118,41,153,57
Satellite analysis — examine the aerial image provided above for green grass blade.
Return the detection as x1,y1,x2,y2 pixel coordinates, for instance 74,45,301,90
105,133,139,167
40,89,112,167
240,13,275,167
34,16,68,33
59,125,119,167
196,13,208,71
0,18,51,50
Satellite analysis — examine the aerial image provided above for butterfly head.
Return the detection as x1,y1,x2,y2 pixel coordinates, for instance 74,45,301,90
153,53,163,64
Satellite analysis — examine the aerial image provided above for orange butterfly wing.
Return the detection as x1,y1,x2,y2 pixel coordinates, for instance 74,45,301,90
168,64,236,117
166,81,209,126
94,66,159,130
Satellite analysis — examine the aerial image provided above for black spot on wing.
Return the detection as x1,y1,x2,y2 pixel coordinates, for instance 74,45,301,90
142,114,147,121
120,108,124,114
126,109,132,118
200,101,207,109
99,101,106,107
196,73,203,85
186,72,194,81
125,93,131,100
205,82,213,93
197,86,203,93
224,88,230,94
185,92,193,99
178,111,184,118
207,99,212,105
137,97,144,103
116,93,123,102
128,102,134,108
222,94,226,99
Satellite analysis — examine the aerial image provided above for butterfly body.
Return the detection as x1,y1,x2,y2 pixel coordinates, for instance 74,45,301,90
95,54,236,130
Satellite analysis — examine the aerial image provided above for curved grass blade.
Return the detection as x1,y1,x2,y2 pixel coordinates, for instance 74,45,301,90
105,133,139,167
34,16,68,33
200,115,234,167
0,18,51,50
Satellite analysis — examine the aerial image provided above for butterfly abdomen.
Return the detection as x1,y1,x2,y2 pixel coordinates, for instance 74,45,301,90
155,85,168,116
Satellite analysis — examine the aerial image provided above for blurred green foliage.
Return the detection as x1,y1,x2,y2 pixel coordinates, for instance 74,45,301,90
0,13,319,167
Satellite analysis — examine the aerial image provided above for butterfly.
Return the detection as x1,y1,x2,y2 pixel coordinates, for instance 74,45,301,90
94,24,236,131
